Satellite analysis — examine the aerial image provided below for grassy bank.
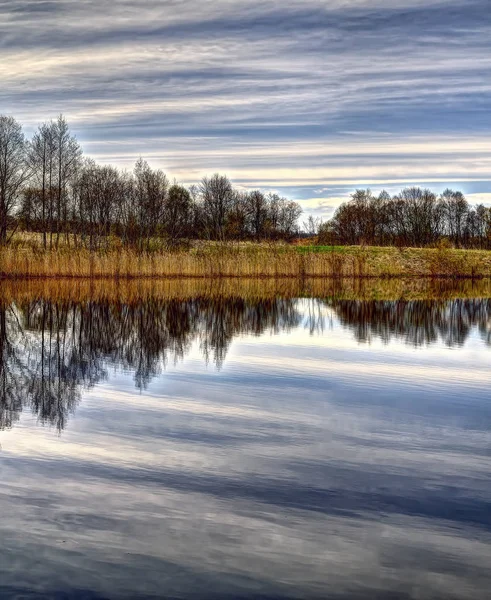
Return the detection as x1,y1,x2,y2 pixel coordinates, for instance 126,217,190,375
2,240,491,279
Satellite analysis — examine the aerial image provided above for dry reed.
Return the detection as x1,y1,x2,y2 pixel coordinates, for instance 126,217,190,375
2,242,491,280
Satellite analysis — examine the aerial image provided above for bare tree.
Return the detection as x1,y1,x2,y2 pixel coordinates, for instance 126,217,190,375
303,215,322,237
28,121,57,248
245,190,268,239
74,160,123,250
0,116,29,244
199,174,234,240
396,188,442,247
1,115,307,247
134,158,168,250
268,193,302,240
164,184,192,243
279,198,302,239
441,189,469,248
324,186,489,248
53,115,82,248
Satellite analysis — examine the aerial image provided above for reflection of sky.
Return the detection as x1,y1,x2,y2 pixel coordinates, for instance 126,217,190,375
1,303,491,598
2,0,491,217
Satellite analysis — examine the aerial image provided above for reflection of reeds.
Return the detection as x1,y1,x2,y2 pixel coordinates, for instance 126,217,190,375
2,244,491,279
2,276,491,306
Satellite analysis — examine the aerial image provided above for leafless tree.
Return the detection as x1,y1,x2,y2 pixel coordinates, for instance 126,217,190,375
134,158,168,250
199,174,234,240
28,121,57,248
53,115,82,248
441,189,469,247
164,184,192,244
2,115,306,247
0,116,30,244
245,190,268,239
303,215,322,236
325,186,490,249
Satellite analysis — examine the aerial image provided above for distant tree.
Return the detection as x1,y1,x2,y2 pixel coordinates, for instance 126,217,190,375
275,197,302,239
226,191,248,239
396,187,442,247
116,170,139,247
199,174,234,240
317,220,336,245
134,158,169,250
28,121,57,248
77,162,122,249
0,116,29,244
441,189,469,248
0,114,318,248
245,190,268,239
474,204,491,249
324,186,483,249
53,116,82,247
18,187,41,231
303,215,322,236
164,184,192,243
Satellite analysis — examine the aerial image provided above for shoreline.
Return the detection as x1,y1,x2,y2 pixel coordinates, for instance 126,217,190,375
2,275,491,304
1,274,490,280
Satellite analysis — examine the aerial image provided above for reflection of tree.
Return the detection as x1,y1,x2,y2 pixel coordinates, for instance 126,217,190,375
328,299,491,347
0,305,27,429
0,296,301,431
3,295,490,433
198,297,299,367
1,301,82,432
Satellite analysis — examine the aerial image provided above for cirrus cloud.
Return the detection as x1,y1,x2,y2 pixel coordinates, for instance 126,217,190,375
1,0,490,217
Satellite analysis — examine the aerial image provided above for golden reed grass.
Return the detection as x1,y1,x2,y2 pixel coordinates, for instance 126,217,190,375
2,277,491,306
2,243,491,279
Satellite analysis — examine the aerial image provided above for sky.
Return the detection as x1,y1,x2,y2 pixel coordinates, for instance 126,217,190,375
2,0,491,218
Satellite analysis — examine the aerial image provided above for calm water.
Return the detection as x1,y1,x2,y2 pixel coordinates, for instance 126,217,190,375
1,288,491,599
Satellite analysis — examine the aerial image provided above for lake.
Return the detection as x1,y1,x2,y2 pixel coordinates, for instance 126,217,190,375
0,279,490,599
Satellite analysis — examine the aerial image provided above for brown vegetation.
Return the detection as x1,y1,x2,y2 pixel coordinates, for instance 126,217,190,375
2,238,491,279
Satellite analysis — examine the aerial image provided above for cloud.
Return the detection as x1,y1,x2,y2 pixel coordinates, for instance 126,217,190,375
1,0,491,213
1,305,491,598
465,193,491,206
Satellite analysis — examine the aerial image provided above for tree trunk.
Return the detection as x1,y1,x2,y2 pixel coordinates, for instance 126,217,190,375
0,203,7,246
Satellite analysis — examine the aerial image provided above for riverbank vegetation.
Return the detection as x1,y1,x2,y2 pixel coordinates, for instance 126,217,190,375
2,114,491,280
2,238,491,279
319,188,491,248
0,114,301,248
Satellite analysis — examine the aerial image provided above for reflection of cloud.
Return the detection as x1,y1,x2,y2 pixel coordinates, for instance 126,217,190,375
227,352,491,391
1,0,491,211
1,300,491,597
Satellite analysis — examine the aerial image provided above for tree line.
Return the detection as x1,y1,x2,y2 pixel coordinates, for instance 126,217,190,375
0,114,302,248
319,188,491,248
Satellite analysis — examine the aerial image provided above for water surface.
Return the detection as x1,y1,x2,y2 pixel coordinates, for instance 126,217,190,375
1,280,490,599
